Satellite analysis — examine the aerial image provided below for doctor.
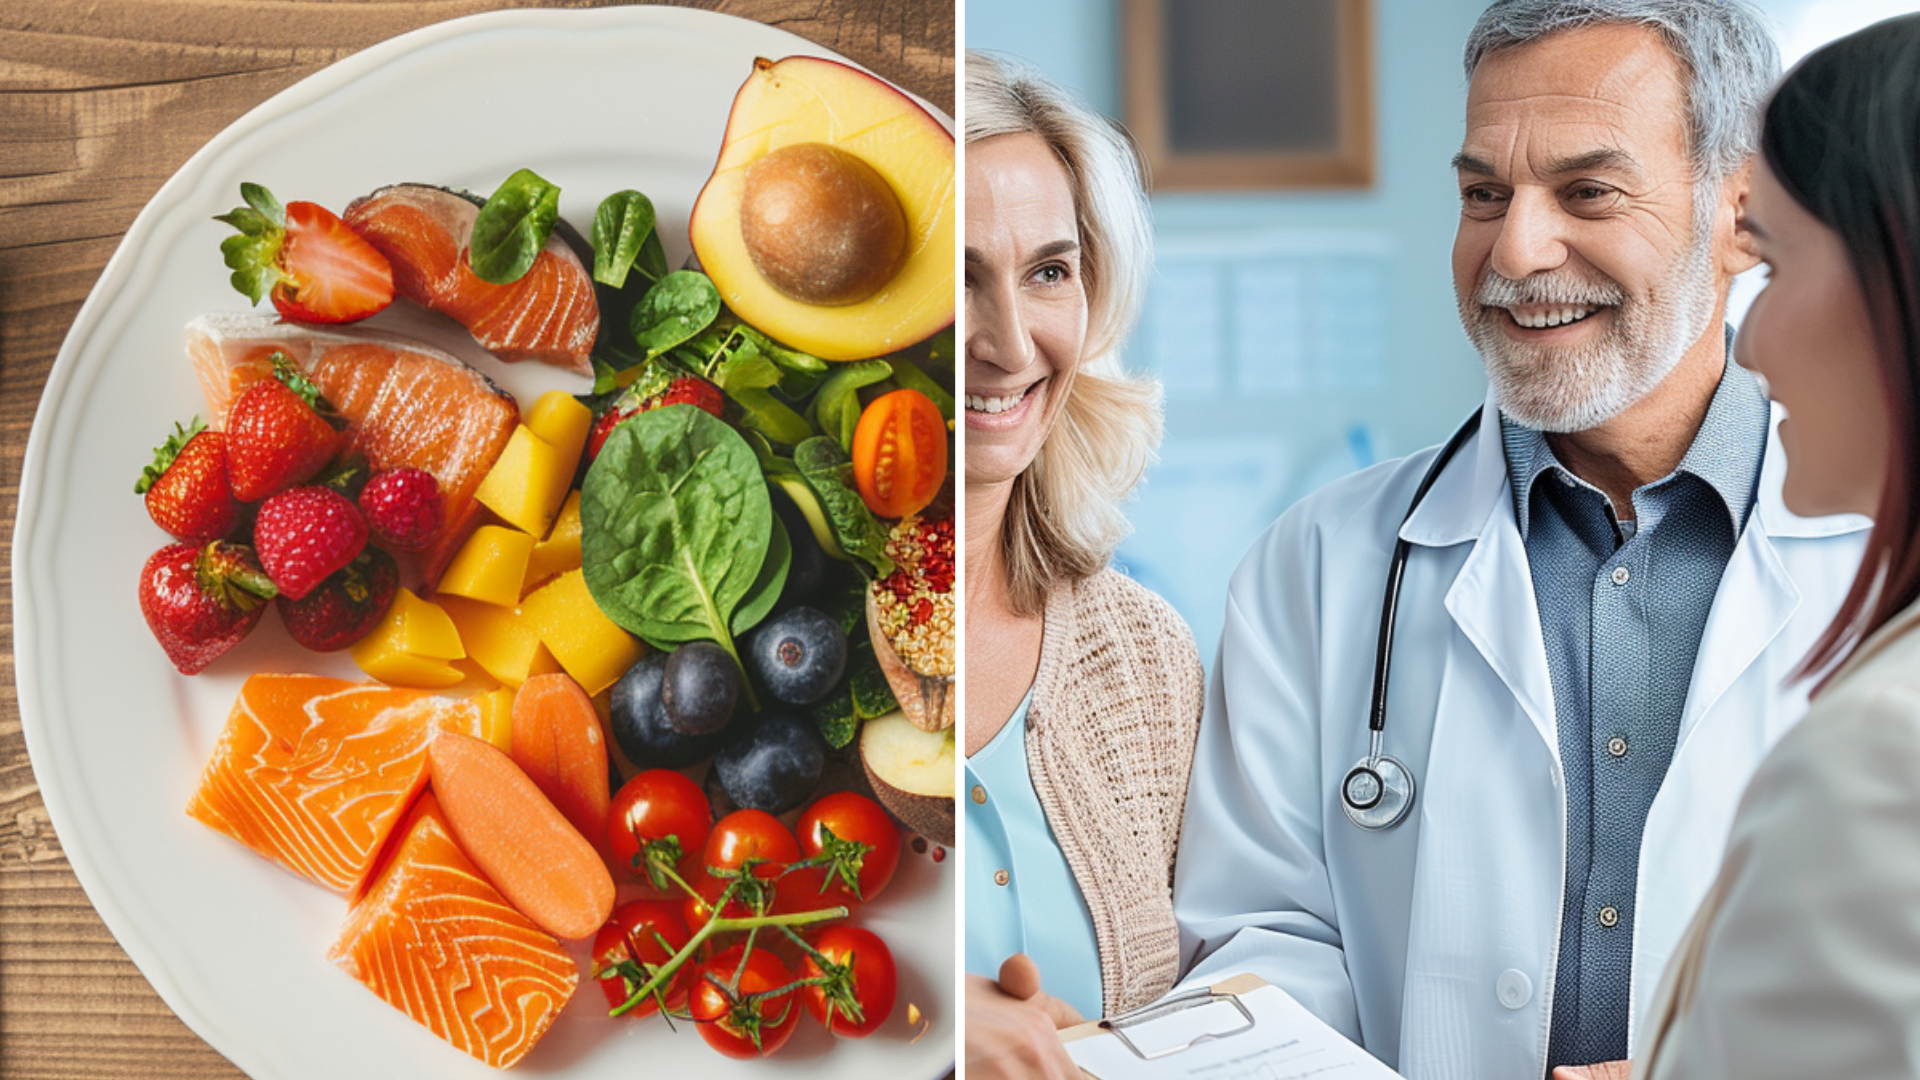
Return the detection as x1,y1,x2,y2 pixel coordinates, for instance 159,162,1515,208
1173,2,1868,1079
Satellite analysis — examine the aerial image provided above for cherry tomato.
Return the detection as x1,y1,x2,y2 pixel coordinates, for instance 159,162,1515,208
690,944,800,1058
800,926,898,1038
592,900,693,1015
851,388,947,519
796,791,903,909
608,770,712,895
686,809,802,924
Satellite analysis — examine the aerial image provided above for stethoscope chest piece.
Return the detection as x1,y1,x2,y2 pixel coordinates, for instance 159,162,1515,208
1342,755,1415,830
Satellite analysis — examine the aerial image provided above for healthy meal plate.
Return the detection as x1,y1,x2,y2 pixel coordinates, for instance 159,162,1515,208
13,8,954,1079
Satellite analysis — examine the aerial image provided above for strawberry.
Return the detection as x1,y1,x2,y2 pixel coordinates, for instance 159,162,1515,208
216,183,394,324
136,419,239,545
253,486,369,601
586,374,726,463
139,541,278,674
358,468,444,552
226,354,346,501
277,547,398,652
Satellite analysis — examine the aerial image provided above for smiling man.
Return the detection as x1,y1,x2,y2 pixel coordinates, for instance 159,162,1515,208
1170,2,1870,1078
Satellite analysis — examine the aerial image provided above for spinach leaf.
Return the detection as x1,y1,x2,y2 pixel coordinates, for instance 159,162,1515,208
887,356,954,421
470,168,560,285
731,509,792,635
810,685,859,750
581,407,771,669
637,227,669,284
794,436,894,579
850,641,898,719
630,271,721,359
733,388,815,446
739,326,829,375
591,190,657,289
810,360,894,452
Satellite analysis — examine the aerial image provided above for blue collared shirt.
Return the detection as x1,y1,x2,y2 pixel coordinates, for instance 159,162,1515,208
1500,349,1770,1069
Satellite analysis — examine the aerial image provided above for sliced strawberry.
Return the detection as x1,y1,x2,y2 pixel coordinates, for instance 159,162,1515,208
137,418,239,545
216,183,394,324
226,354,346,502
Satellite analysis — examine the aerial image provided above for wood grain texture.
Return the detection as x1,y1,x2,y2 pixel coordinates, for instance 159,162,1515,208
0,2,952,1075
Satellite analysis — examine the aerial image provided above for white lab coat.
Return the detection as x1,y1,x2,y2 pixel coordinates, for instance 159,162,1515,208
1172,395,1869,1080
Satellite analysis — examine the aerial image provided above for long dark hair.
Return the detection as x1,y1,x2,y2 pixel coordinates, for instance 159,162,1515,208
1768,14,1920,687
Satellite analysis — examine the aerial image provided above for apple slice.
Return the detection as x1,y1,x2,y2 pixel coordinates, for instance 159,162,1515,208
860,708,955,846
690,56,954,361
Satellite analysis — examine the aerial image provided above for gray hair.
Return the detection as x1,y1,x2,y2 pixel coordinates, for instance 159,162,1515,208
1464,0,1780,184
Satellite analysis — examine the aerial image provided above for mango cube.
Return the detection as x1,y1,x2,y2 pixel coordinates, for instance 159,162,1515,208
439,594,549,687
475,427,572,537
448,659,501,694
520,570,645,696
523,491,583,595
350,589,465,689
525,391,592,470
438,526,537,608
473,687,517,751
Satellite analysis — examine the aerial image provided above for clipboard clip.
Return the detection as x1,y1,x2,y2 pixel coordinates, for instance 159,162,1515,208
1097,985,1257,1060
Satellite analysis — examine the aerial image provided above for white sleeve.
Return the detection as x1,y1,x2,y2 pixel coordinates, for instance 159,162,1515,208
1171,517,1361,1042
1642,685,1920,1080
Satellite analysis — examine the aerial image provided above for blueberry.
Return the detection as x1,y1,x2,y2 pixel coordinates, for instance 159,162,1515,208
745,606,848,705
611,653,728,769
713,713,825,815
771,486,828,605
662,642,741,735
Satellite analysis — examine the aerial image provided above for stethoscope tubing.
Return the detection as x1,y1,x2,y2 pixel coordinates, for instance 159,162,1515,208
1343,406,1485,831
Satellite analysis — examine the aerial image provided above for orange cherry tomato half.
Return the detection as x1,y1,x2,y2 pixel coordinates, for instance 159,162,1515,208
851,388,947,519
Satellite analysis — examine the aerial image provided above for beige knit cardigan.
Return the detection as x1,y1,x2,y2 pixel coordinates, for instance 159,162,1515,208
1024,568,1207,1017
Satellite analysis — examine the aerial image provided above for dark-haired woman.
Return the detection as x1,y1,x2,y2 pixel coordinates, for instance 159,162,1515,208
1634,14,1920,1079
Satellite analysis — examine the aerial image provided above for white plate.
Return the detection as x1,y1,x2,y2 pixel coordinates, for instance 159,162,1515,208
12,8,953,1079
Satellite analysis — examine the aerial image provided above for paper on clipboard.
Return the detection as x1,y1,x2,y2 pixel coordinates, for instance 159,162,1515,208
1060,974,1404,1080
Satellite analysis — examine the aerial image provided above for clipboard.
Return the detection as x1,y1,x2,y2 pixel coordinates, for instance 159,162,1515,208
1058,974,1403,1080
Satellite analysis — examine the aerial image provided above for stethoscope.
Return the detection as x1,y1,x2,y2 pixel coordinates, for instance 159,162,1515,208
1340,407,1485,831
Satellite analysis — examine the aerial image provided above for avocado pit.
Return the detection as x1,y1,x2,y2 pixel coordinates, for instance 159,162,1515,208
739,142,908,307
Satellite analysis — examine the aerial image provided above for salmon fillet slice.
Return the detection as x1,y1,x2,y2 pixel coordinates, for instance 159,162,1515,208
185,674,483,897
344,184,599,376
185,314,519,584
330,792,579,1069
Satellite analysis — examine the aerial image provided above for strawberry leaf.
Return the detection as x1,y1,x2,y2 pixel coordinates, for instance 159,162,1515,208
267,351,339,420
135,417,207,495
240,182,284,224
215,197,286,305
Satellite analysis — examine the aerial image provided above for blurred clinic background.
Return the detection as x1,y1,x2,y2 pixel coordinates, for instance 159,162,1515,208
969,0,1920,666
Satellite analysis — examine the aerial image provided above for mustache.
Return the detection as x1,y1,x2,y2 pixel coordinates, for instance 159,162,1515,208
1475,270,1625,309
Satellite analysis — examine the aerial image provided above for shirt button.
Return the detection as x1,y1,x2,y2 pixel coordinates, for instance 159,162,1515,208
1607,736,1628,758
1611,566,1631,586
1599,905,1620,928
971,785,987,805
1496,969,1532,1009
994,869,1010,887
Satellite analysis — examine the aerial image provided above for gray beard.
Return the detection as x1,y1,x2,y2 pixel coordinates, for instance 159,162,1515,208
1460,208,1720,433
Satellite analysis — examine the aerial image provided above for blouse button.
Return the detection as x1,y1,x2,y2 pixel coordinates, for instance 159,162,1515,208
971,785,987,804
993,869,1010,887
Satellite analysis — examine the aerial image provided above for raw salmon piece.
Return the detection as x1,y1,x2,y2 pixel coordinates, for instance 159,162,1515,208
330,792,578,1069
185,314,518,583
185,674,483,897
345,185,599,376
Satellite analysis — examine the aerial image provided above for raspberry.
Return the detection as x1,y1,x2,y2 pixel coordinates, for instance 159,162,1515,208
358,468,443,552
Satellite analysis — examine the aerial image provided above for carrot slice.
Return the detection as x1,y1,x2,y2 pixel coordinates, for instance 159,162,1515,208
428,729,615,940
510,673,612,852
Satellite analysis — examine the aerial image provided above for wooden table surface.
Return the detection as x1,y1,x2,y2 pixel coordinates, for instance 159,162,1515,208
0,3,951,1075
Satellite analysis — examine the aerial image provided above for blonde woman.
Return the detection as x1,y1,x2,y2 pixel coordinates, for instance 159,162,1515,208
963,52,1206,1080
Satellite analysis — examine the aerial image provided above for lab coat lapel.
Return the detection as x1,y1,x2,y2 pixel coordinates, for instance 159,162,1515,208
1399,395,1560,761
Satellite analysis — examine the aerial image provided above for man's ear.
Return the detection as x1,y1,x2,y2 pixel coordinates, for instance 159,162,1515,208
1723,159,1762,275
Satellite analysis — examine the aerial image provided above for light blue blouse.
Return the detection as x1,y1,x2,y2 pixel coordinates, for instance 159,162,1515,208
964,688,1104,1020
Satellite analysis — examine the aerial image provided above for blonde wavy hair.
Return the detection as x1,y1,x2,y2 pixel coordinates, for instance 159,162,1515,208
967,51,1164,617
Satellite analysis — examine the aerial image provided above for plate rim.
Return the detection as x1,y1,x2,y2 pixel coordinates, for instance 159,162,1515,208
11,8,953,1078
